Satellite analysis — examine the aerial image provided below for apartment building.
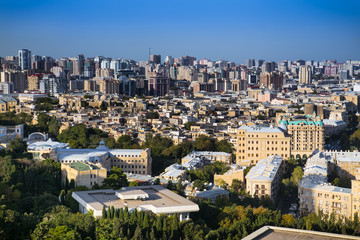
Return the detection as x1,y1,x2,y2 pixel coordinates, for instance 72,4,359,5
235,125,290,165
245,155,283,202
299,150,360,219
279,115,325,157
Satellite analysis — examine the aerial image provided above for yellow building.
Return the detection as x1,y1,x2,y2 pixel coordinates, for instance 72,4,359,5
61,162,107,188
299,151,360,219
214,164,246,187
54,141,152,175
245,155,283,202
279,115,324,157
235,125,290,166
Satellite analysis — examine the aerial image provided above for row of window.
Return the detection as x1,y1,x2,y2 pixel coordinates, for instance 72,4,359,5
112,159,145,163
114,164,146,169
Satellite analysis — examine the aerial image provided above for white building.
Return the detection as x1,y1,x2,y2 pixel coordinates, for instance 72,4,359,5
72,185,199,221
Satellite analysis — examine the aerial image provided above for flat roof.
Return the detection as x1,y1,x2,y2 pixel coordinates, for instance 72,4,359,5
243,226,360,240
72,185,199,216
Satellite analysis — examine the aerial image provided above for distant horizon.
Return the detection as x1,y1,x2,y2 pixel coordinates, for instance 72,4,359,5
1,0,359,63
1,50,358,65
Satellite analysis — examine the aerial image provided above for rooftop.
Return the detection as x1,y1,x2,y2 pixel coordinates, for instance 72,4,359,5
68,161,100,171
243,226,360,240
72,185,199,217
238,125,284,133
246,155,283,181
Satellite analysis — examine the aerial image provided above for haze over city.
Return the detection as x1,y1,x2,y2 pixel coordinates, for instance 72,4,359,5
1,0,360,62
2,1,360,240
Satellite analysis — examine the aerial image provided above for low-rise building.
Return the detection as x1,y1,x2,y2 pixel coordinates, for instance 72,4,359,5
61,161,107,188
27,139,67,160
72,185,199,221
214,164,246,187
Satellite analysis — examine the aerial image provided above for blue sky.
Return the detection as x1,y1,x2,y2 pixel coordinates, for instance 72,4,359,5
0,0,359,63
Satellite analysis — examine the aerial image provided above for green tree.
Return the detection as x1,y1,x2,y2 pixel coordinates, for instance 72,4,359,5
103,167,128,189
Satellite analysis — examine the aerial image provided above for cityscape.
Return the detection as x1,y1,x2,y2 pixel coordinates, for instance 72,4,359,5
1,1,360,240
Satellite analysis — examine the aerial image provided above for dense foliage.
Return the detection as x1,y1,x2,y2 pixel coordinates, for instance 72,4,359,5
57,124,109,148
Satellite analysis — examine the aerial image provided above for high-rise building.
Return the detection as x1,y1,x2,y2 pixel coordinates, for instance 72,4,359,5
149,54,161,64
246,59,255,68
299,65,312,84
18,49,31,70
259,72,284,90
165,56,174,65
148,72,169,96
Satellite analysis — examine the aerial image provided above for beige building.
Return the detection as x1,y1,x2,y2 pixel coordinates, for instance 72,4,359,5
54,141,152,175
214,164,246,187
299,150,360,219
299,65,312,84
61,161,107,188
27,74,41,91
245,155,283,202
279,115,324,157
235,125,290,166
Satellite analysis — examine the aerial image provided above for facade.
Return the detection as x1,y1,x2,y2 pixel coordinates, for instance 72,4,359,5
181,151,231,165
148,72,169,96
235,125,290,165
299,150,360,219
245,155,283,202
27,139,67,160
53,141,152,175
259,71,283,90
61,161,107,188
214,164,246,187
72,185,199,221
299,65,312,84
28,74,42,91
279,115,325,157
18,49,31,70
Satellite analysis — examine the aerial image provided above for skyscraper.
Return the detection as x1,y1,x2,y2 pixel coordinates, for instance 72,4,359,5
18,49,31,70
149,55,161,64
299,65,312,84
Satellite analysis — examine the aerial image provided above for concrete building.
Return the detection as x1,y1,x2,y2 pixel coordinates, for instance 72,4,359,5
61,161,107,188
72,185,199,220
245,155,283,202
18,49,31,70
28,74,43,91
259,72,284,90
299,65,312,84
148,72,169,96
235,125,290,165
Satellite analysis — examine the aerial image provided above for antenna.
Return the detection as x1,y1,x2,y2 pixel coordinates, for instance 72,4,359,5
149,48,151,61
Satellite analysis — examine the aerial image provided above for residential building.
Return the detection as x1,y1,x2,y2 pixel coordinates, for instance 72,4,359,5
235,125,290,165
299,65,312,84
18,49,31,70
148,72,169,96
245,155,283,202
279,115,325,157
214,164,246,187
259,72,283,90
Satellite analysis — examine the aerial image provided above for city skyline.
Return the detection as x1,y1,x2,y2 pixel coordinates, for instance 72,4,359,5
0,0,359,62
